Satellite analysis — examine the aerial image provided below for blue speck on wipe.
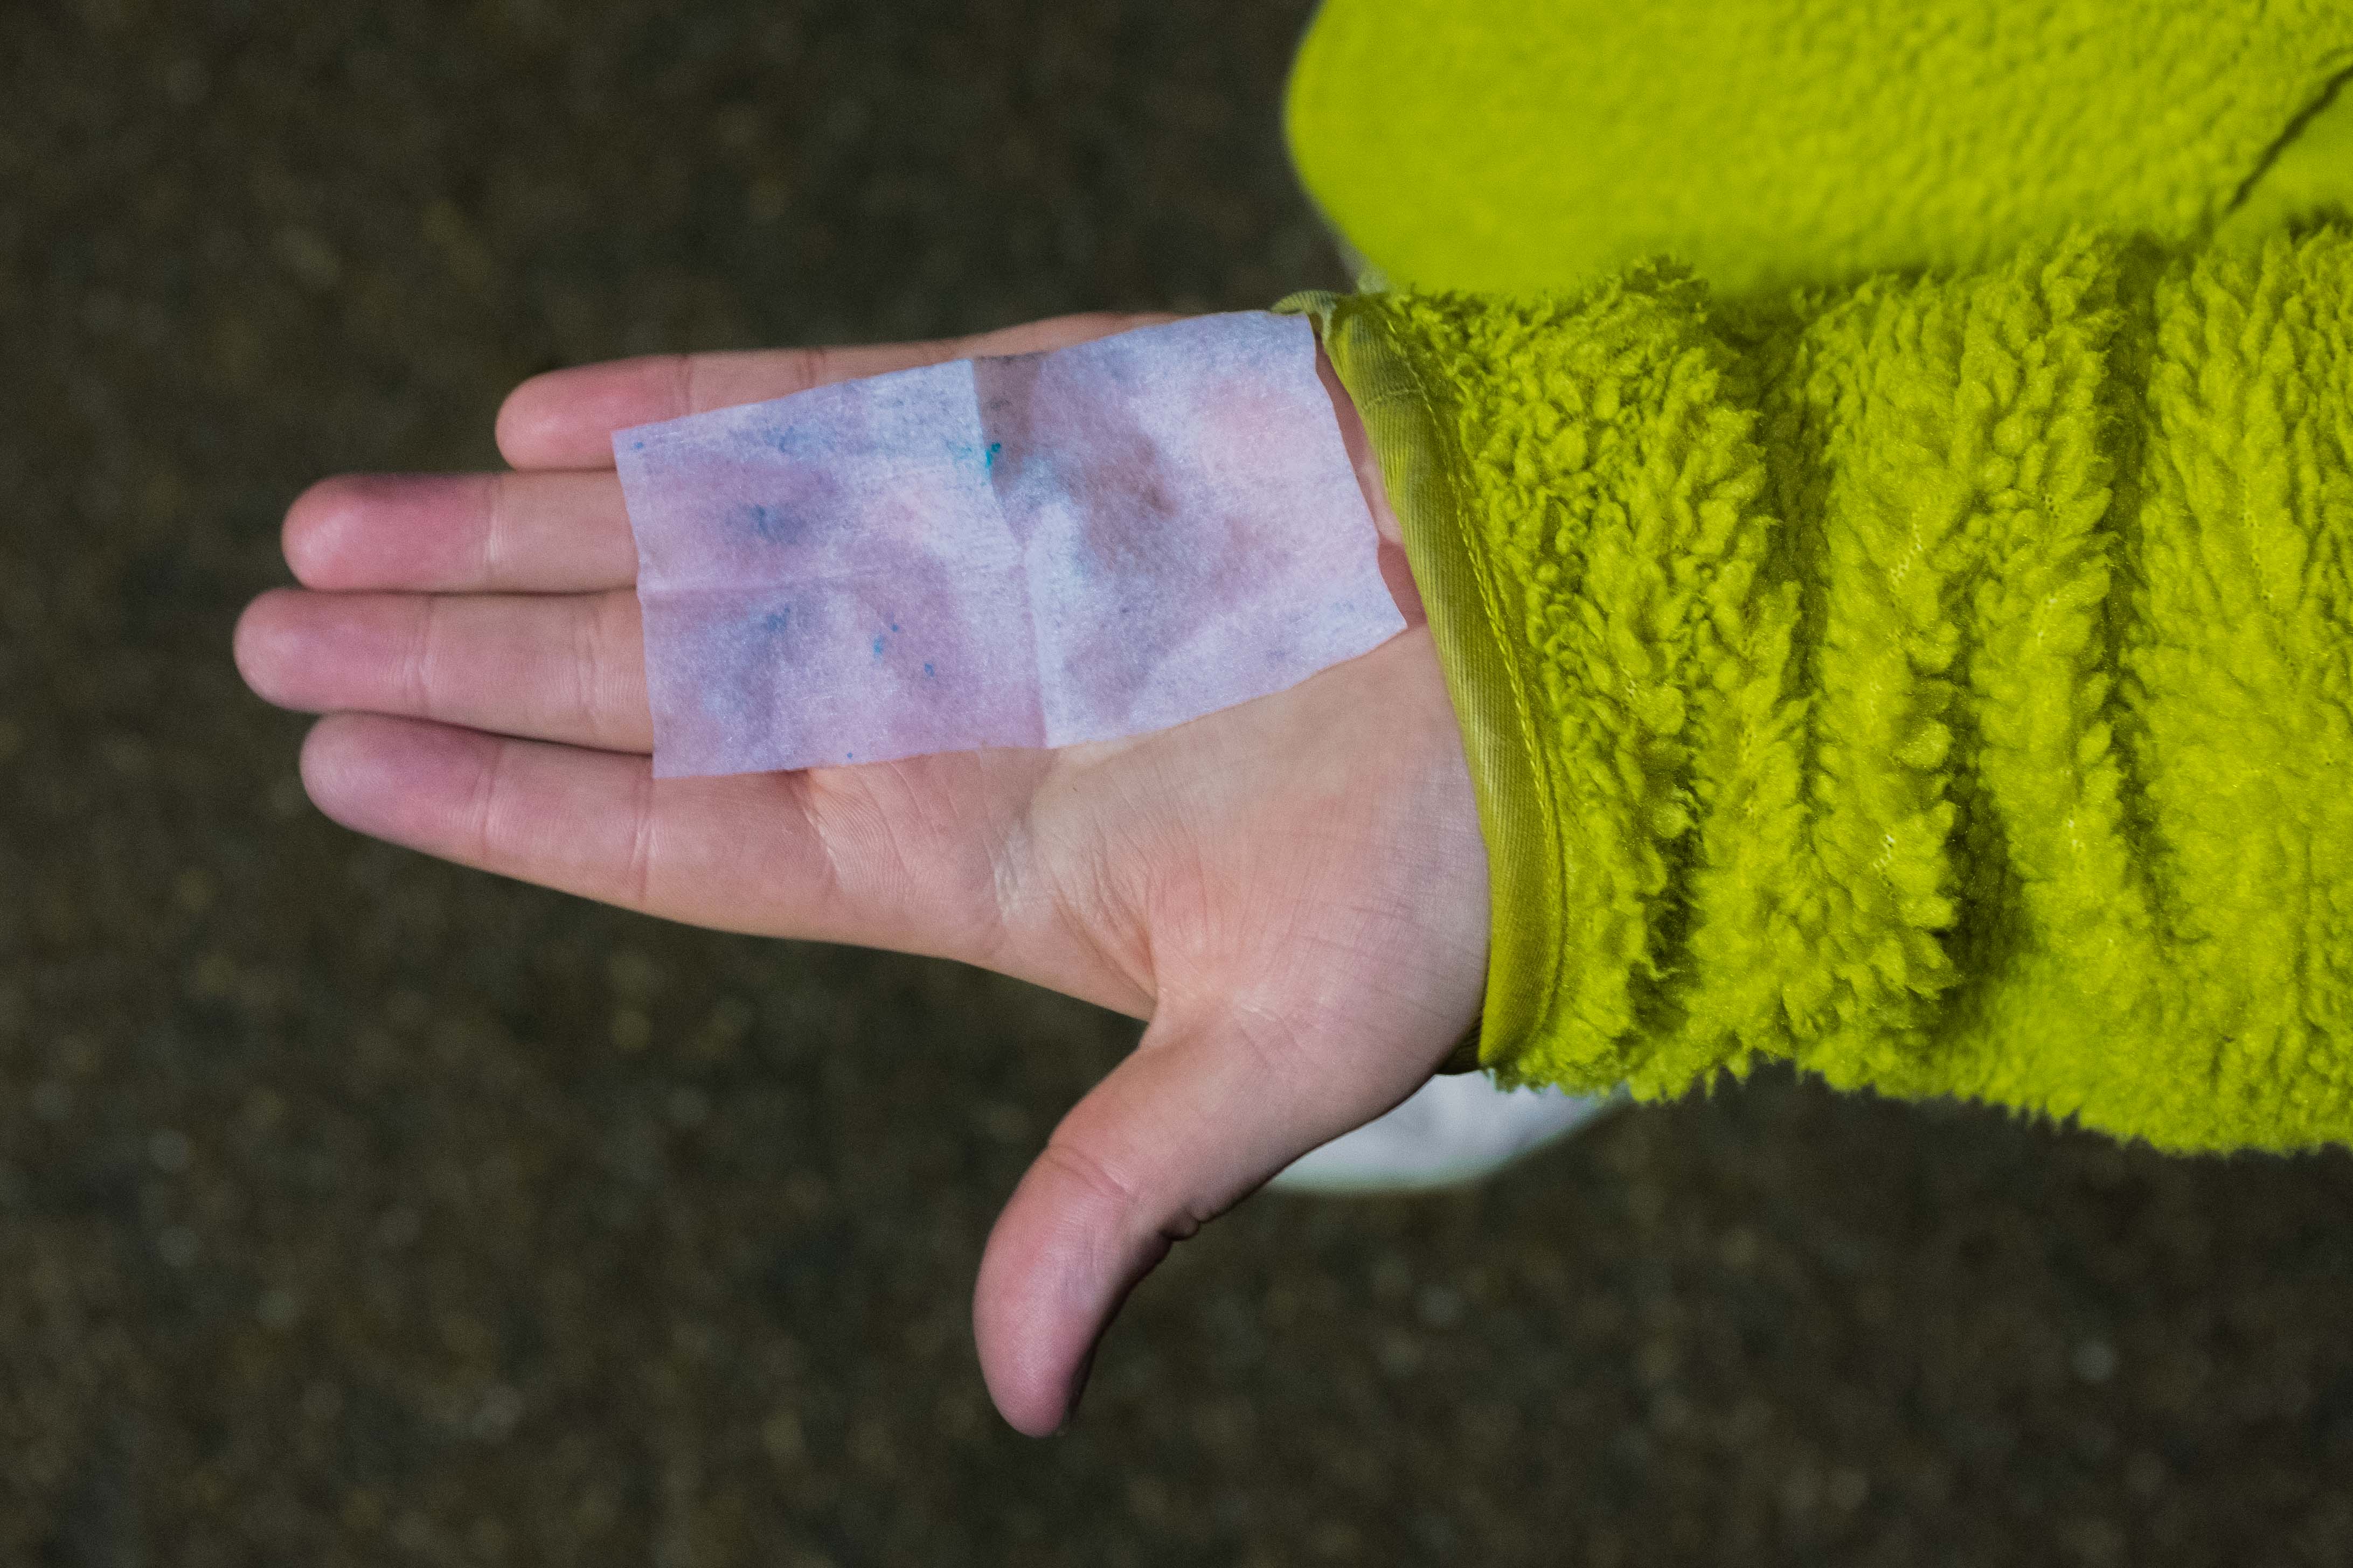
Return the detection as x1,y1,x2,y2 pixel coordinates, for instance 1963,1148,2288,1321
746,502,806,543
984,441,1003,470
922,662,934,676
631,440,645,451
871,635,886,658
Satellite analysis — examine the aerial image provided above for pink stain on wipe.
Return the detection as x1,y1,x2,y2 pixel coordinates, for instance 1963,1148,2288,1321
613,311,1404,777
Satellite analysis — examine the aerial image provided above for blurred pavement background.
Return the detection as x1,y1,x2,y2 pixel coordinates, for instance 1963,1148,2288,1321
3,2,2350,1563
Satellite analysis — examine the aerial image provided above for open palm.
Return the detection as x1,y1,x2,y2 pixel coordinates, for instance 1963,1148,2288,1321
233,312,1490,1435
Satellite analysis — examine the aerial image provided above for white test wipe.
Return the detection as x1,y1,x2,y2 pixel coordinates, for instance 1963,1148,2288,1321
614,311,1405,777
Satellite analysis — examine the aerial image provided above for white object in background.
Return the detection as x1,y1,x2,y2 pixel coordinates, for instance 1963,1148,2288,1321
1268,1072,1623,1194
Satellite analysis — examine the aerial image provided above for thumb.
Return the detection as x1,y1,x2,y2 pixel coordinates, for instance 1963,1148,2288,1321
971,1002,1441,1437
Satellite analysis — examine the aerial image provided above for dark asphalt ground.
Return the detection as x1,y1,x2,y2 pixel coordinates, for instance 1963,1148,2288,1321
4,2,2351,1564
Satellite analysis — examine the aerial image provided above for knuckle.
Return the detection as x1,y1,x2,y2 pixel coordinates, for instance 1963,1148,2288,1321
1035,1137,1145,1231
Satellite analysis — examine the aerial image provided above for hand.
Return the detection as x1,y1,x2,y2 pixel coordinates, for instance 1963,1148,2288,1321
232,312,1490,1435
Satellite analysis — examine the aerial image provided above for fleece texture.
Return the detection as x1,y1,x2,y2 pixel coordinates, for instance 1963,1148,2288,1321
1287,0,2353,300
1280,0,2353,1149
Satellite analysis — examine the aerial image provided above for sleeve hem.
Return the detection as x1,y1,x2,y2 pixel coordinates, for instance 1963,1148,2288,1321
1275,289,1564,1076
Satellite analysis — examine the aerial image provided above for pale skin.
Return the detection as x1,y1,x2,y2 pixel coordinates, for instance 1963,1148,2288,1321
232,312,1491,1437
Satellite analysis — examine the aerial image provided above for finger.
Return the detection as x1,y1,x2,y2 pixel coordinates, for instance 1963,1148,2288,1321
236,587,650,752
496,311,1179,470
971,1002,1438,1437
294,713,959,957
283,471,638,595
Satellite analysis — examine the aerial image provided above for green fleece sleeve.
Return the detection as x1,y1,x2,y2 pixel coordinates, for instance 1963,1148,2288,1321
1286,0,2353,300
1283,221,2353,1152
